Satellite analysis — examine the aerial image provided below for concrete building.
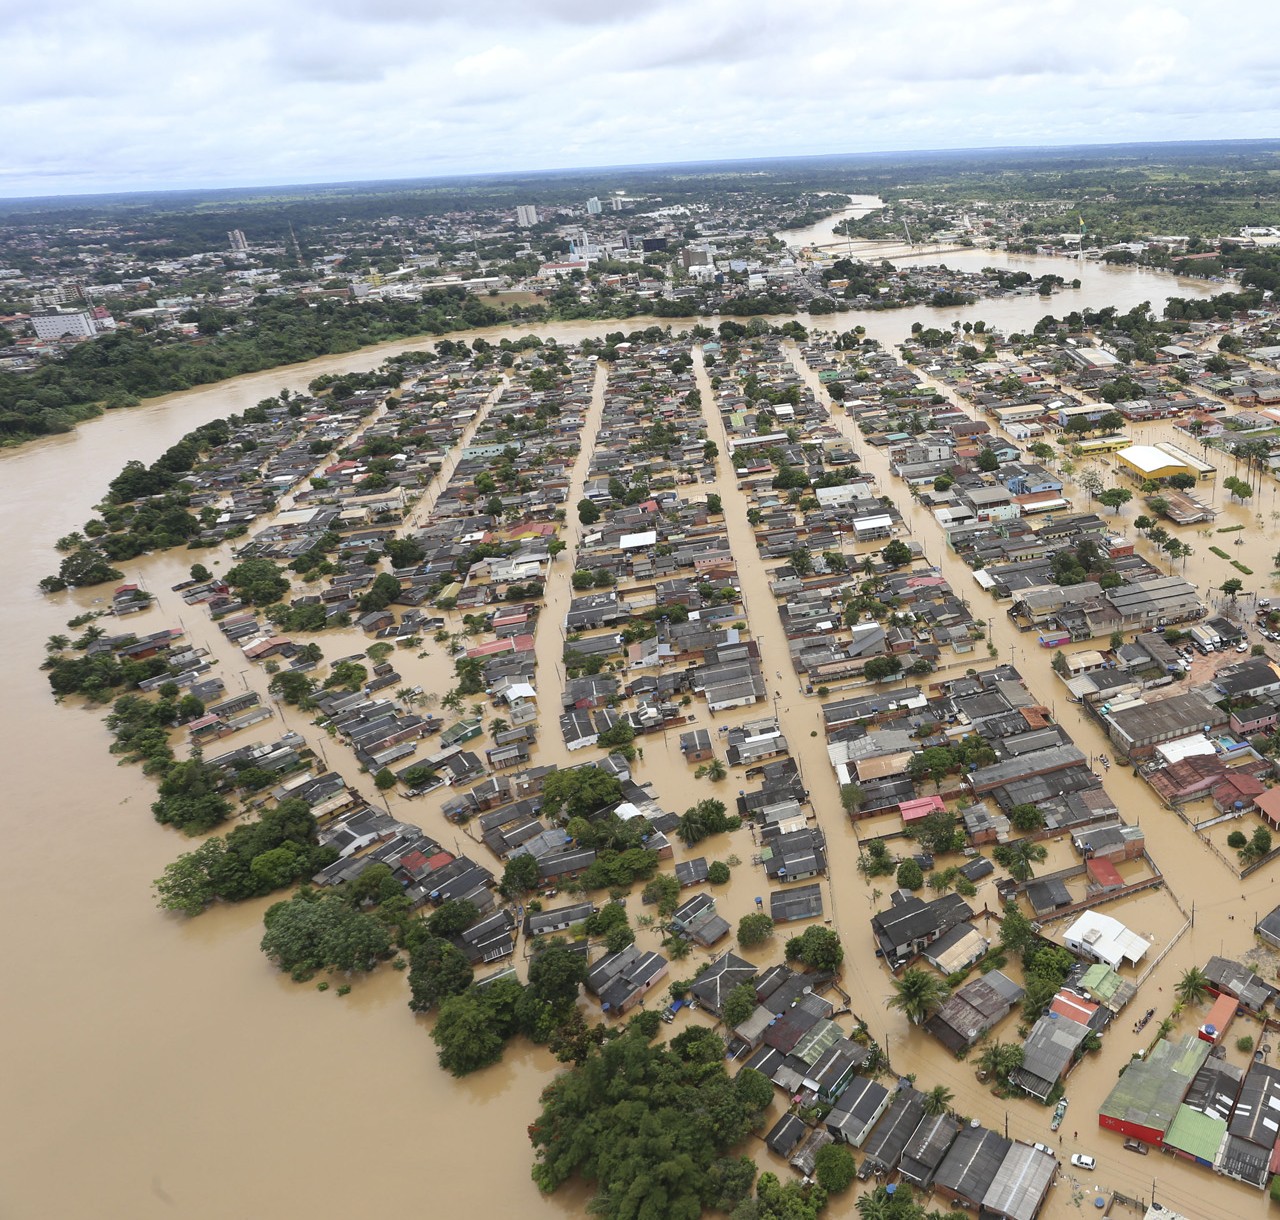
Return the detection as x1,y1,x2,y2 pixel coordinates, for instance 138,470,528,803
30,309,96,340
516,205,539,228
1115,441,1215,484
586,197,602,215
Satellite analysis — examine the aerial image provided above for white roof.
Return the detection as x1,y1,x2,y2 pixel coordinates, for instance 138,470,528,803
1063,911,1150,970
1155,734,1217,764
1117,444,1180,474
619,530,658,549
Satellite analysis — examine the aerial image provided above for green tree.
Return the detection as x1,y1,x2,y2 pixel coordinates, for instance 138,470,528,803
432,990,507,1076
922,1083,955,1117
500,852,540,898
1221,577,1244,599
721,981,759,1029
1008,803,1044,832
153,837,226,915
541,766,623,821
1175,966,1210,1006
886,967,949,1025
976,448,999,472
1097,487,1132,513
993,839,1047,881
260,892,391,981
896,858,924,890
642,873,682,917
708,860,731,885
737,913,776,948
785,926,844,972
882,539,913,568
408,935,475,1011
813,1143,856,1193
529,1025,771,1214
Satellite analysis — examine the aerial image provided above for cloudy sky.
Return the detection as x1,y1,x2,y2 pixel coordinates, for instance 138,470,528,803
3,0,1279,198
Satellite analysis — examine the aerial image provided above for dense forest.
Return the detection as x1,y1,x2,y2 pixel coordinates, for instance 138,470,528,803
0,288,521,443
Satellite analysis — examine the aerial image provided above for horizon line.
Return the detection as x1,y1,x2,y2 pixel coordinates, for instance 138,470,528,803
4,136,1280,207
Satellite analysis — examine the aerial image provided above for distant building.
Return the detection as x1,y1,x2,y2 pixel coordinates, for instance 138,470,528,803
30,310,96,340
610,195,624,211
586,196,602,215
516,205,539,228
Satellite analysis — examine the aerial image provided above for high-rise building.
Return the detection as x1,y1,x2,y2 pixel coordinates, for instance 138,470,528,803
586,197,602,215
516,205,539,227
611,196,624,211
31,310,97,340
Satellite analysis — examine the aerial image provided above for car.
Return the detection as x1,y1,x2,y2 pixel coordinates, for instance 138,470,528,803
1033,1142,1053,1155
1237,642,1249,653
1070,1154,1096,1170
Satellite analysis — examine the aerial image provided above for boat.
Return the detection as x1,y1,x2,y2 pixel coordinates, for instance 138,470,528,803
1050,1097,1069,1131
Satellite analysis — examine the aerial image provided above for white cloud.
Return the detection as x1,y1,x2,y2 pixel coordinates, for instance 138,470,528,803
0,0,1278,195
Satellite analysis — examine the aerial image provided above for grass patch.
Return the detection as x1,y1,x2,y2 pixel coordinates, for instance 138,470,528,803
1233,561,1254,575
1218,524,1245,533
1210,546,1230,559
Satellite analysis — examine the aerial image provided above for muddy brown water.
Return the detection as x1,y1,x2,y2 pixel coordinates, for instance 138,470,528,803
0,258,1262,1219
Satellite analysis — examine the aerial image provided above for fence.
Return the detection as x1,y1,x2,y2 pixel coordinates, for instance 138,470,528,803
1134,915,1193,991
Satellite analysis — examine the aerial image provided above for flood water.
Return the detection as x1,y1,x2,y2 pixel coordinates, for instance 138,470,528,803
0,250,1263,1219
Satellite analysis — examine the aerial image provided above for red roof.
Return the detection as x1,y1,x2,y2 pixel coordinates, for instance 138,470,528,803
1051,991,1099,1025
898,795,946,823
1087,857,1124,889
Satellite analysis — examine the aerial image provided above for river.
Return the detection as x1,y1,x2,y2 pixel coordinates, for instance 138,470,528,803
0,253,1250,1219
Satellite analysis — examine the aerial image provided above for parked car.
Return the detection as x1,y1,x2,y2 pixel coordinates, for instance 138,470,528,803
1071,1154,1096,1170
1123,1138,1149,1155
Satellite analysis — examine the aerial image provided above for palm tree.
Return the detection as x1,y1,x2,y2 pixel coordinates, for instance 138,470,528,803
855,1190,892,1220
1176,966,1210,1006
922,1084,954,1117
885,967,950,1025
998,839,1047,882
977,1040,1024,1084
488,717,510,737
705,759,727,782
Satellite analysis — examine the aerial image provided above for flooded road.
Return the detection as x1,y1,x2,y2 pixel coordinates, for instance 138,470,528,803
0,259,1253,1219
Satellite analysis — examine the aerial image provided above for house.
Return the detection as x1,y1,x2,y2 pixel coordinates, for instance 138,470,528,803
586,944,669,1015
1098,1034,1211,1147
924,971,1024,1055
871,893,974,968
826,1075,891,1147
1063,910,1150,970
670,892,730,947
898,1114,960,1189
1076,963,1138,1014
1201,954,1275,1013
679,728,715,763
675,857,710,887
765,1113,808,1158
861,1085,927,1175
770,882,824,923
807,1040,871,1104
920,923,988,975
1222,1060,1280,1187
1009,1012,1090,1100
934,1125,1011,1211
687,951,756,1018
525,900,595,938
981,1143,1057,1220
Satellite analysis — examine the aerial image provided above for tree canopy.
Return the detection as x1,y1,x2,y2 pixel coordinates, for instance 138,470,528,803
530,1024,772,1219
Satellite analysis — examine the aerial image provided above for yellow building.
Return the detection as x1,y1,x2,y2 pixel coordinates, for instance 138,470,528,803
1115,442,1215,484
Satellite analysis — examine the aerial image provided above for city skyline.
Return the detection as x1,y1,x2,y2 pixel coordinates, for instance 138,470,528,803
3,0,1280,198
